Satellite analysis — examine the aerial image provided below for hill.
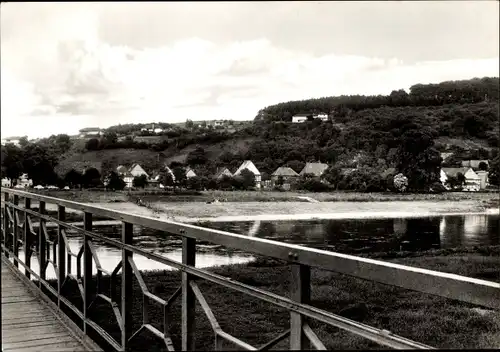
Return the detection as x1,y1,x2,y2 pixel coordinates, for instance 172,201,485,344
2,76,499,191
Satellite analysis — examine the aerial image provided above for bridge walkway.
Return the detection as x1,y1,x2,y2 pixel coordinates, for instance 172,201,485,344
1,259,101,352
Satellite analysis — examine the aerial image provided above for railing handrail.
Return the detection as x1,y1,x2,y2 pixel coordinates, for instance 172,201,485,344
2,188,499,310
2,188,500,351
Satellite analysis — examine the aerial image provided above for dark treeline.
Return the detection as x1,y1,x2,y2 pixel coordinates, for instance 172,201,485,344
255,77,499,122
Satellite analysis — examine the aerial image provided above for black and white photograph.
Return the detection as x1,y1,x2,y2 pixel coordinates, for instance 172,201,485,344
1,1,499,351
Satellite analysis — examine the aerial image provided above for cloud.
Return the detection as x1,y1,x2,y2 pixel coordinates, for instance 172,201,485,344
1,3,499,139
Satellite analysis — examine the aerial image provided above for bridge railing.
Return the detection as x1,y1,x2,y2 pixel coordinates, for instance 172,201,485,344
1,188,498,351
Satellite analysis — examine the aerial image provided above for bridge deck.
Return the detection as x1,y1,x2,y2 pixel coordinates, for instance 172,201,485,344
1,260,99,352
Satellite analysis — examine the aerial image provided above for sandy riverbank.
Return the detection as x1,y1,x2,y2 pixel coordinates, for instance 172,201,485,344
58,199,499,223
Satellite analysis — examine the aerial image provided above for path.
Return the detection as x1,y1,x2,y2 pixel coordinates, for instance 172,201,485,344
1,259,101,352
296,196,320,203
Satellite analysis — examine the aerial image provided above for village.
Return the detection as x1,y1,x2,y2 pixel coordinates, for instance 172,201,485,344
1,155,492,193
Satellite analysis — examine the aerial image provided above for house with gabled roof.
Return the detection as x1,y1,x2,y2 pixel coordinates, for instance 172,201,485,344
129,163,149,178
234,160,261,188
440,167,481,191
299,162,329,178
214,167,233,180
271,167,299,181
186,168,197,179
271,166,300,189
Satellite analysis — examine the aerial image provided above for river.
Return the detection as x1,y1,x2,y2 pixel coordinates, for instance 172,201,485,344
9,213,499,280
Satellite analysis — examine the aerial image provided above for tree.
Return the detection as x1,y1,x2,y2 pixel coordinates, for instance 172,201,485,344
185,119,194,128
187,176,203,191
172,167,187,187
161,171,174,187
83,168,101,188
186,146,208,166
133,175,148,188
322,166,342,188
103,131,118,145
239,169,256,189
396,125,441,191
287,160,305,174
64,169,83,189
478,161,488,171
488,155,500,186
85,138,100,151
1,144,23,182
393,173,408,192
107,171,126,191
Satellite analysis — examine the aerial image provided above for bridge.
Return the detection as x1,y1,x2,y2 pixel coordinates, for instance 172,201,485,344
1,188,499,351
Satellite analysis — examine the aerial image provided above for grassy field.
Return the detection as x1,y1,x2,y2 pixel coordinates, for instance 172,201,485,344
44,251,500,351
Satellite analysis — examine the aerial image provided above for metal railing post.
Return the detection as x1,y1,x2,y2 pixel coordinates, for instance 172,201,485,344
83,212,93,333
38,201,46,287
58,206,66,309
290,263,311,350
4,192,10,258
182,236,196,351
24,197,31,278
12,194,19,268
121,221,133,351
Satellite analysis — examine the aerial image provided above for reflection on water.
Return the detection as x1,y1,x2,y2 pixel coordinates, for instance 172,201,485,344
200,214,500,254
11,214,498,280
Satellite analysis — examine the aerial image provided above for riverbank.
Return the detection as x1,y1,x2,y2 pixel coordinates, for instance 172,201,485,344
31,189,499,205
86,199,498,223
46,251,499,350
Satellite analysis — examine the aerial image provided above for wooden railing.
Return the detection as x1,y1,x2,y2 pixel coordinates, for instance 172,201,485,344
1,188,499,351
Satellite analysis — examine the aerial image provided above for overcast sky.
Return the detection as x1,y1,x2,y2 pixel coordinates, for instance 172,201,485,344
1,1,499,139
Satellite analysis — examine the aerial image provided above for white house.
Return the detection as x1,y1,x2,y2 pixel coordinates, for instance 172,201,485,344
292,114,310,123
15,174,33,188
123,172,134,189
476,170,489,190
440,167,481,191
1,136,24,146
1,178,12,187
129,164,149,178
313,113,329,121
234,160,261,188
186,168,197,179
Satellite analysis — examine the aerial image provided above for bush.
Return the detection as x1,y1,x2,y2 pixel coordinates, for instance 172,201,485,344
296,178,331,192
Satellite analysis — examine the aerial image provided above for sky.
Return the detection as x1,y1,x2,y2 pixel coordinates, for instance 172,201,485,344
1,1,499,139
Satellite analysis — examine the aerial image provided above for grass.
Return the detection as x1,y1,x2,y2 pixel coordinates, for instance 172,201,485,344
43,251,500,351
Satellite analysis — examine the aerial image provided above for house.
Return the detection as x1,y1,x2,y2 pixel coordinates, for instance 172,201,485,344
1,178,12,187
313,113,329,121
461,160,489,170
475,170,489,190
140,123,164,134
271,167,299,187
1,136,24,146
292,114,311,123
186,168,197,179
214,167,233,180
164,166,176,183
129,164,149,178
116,165,128,175
122,172,135,189
17,173,33,188
234,160,261,188
79,127,101,138
440,167,481,191
299,162,329,178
